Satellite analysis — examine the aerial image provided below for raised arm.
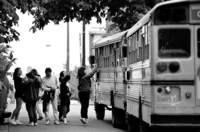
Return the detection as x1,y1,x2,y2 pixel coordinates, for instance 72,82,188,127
84,67,98,79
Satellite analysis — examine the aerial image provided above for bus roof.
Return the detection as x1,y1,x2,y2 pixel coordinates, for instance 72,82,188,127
94,30,127,48
126,0,199,37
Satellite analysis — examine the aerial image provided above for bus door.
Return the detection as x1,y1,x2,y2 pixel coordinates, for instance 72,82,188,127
195,26,200,105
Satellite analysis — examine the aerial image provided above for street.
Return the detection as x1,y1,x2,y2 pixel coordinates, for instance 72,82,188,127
0,100,125,132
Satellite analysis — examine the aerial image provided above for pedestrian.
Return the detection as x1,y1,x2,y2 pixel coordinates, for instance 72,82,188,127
10,67,24,125
31,69,44,120
58,71,65,122
77,66,97,124
23,69,41,126
42,67,60,125
59,74,71,124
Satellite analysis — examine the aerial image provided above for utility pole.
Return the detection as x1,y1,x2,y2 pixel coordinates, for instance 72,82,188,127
66,22,70,72
82,21,86,67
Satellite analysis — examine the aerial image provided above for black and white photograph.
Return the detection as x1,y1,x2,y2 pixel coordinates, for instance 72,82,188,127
1,0,200,132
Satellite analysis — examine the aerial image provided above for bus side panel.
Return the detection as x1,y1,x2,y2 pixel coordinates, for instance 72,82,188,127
96,81,113,106
142,60,152,124
127,59,152,124
95,69,114,106
127,62,143,119
114,67,126,110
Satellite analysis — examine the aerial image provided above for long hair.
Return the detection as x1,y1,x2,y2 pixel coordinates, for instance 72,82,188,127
77,67,86,81
13,67,21,81
59,71,65,83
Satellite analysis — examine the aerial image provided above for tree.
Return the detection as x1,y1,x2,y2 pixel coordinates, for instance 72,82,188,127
0,0,166,79
0,0,167,43
107,0,149,31
25,0,150,32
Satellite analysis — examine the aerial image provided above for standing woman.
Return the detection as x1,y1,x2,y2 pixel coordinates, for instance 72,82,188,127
23,69,41,126
77,66,97,124
10,67,24,125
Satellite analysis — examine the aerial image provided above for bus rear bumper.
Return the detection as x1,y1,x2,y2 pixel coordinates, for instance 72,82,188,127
151,114,200,127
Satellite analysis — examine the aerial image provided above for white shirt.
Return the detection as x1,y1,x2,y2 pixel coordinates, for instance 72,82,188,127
42,76,58,91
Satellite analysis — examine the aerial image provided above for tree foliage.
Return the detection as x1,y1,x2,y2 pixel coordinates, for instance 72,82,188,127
0,0,166,43
25,0,150,32
0,0,166,80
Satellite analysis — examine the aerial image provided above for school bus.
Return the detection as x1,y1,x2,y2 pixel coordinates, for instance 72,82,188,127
93,0,200,131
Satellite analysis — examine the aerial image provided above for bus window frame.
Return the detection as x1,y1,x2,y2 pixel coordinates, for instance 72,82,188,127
158,27,191,58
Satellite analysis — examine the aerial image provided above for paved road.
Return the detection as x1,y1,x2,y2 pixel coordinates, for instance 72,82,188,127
0,100,125,132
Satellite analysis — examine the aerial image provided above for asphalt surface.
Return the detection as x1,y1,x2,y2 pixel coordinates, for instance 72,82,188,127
0,100,125,132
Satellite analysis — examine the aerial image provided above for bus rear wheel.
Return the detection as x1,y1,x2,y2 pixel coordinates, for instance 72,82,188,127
127,114,139,132
112,107,126,128
95,103,105,120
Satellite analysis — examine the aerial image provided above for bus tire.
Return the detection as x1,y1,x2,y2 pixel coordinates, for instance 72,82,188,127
112,107,118,127
95,103,105,120
112,107,126,129
127,114,139,132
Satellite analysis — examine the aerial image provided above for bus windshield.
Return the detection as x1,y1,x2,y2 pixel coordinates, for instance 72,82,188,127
158,29,190,58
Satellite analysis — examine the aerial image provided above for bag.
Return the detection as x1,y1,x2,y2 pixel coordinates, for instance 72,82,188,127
42,90,55,101
42,91,51,101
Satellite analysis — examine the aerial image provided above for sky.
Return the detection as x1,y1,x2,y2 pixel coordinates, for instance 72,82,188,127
10,11,106,76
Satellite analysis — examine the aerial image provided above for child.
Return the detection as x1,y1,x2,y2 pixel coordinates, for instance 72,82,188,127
58,71,65,121
59,74,71,124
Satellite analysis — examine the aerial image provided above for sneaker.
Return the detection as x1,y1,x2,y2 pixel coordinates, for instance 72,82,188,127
15,120,23,125
80,118,87,124
64,118,67,124
45,120,50,125
10,119,16,125
34,122,38,126
66,118,70,123
28,122,34,126
38,116,43,120
85,118,88,124
54,120,60,125
59,118,64,122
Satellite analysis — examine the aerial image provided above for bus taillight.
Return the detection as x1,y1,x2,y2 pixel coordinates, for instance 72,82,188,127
169,62,180,73
156,62,167,73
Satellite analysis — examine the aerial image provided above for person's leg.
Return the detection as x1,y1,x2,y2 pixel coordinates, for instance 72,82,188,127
36,100,43,119
78,92,84,119
44,101,50,123
26,102,34,124
62,105,68,124
58,105,63,121
82,92,90,119
79,92,90,119
51,97,59,124
42,100,47,113
62,105,67,118
66,102,70,114
32,101,37,125
11,97,22,120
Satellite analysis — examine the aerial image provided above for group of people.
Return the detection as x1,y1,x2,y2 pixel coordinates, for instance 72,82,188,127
9,66,97,126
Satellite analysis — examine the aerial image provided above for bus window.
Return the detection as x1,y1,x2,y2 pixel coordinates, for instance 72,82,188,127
154,3,189,25
158,29,190,58
198,29,200,57
122,46,127,58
